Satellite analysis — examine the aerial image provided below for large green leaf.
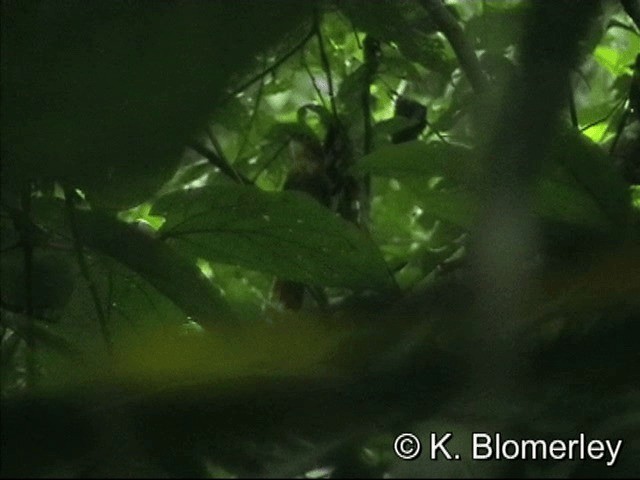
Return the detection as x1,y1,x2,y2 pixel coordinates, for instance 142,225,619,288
152,185,396,291
357,138,626,232
408,186,478,230
407,179,610,232
72,209,235,328
355,141,478,184
405,178,614,232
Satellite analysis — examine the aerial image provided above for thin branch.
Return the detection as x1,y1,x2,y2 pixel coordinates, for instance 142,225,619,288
64,188,112,353
567,78,579,127
302,52,329,110
225,26,315,102
350,22,363,49
20,183,36,387
105,269,114,323
419,0,489,94
207,129,244,186
361,36,379,156
579,97,626,132
235,58,267,163
186,141,252,185
250,141,289,183
610,107,631,155
424,121,450,144
314,11,338,119
354,35,381,230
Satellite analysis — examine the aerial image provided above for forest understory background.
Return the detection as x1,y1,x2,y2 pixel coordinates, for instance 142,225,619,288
1,0,640,478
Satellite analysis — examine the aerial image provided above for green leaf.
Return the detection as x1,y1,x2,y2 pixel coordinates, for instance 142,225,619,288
355,141,478,185
535,179,610,230
73,208,235,328
360,138,618,231
409,179,611,232
594,46,628,76
152,185,396,291
412,188,478,229
551,130,631,228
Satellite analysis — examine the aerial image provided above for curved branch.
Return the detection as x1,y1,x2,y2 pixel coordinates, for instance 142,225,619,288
419,0,488,93
225,26,315,101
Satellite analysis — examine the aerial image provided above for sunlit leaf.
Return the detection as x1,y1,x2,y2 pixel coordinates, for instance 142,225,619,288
594,46,629,76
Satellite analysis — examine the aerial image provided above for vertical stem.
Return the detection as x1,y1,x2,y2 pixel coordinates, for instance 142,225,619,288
64,189,113,353
610,107,630,155
420,0,489,94
360,36,380,226
315,11,338,119
302,52,329,110
20,182,36,388
567,77,579,127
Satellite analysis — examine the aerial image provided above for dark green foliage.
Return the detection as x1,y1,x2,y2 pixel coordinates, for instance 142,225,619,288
2,0,640,478
1,1,314,209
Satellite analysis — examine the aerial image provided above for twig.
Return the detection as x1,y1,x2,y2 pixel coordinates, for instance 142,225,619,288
424,121,450,144
579,97,626,132
355,35,382,229
302,52,329,110
350,22,362,49
567,78,579,127
207,129,244,185
419,0,489,94
361,36,379,156
610,107,631,155
225,26,315,102
251,141,289,183
235,59,267,163
314,11,338,119
64,188,112,353
186,141,251,185
20,183,36,387
105,269,114,323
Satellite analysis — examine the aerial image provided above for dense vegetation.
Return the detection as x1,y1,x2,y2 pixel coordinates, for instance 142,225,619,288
1,0,639,477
